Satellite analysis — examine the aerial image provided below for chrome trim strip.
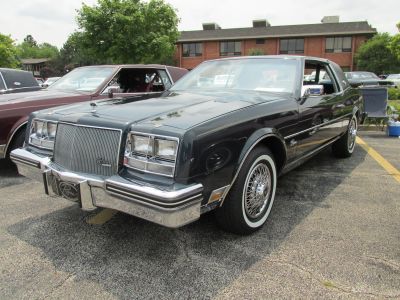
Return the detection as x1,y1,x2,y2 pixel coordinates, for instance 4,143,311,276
105,178,203,201
4,121,28,157
284,113,352,140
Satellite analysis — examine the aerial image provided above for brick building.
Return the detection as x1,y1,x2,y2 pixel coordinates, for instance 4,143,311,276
175,16,376,70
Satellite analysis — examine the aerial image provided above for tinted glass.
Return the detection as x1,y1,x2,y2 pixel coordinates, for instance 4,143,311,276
48,66,116,92
1,69,38,89
171,58,299,94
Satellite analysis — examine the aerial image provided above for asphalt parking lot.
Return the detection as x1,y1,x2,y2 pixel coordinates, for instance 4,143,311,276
0,131,399,299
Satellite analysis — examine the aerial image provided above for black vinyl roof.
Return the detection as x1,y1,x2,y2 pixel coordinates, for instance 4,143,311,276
178,21,376,42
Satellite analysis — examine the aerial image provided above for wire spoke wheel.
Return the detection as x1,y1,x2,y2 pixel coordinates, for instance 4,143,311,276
347,117,357,151
244,161,272,219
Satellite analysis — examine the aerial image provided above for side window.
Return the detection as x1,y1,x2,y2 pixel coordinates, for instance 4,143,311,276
158,70,172,90
303,61,338,95
103,68,168,94
330,62,350,91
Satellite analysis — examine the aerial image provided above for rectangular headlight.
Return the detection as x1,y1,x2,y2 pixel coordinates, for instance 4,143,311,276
132,135,151,156
154,138,178,161
29,119,57,150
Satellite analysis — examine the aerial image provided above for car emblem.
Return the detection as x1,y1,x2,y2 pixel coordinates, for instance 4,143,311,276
59,182,79,201
96,157,112,167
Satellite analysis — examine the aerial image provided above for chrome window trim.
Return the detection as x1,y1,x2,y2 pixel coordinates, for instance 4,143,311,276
125,131,180,178
0,72,8,90
54,122,123,173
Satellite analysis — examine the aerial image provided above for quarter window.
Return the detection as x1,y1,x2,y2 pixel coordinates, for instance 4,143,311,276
326,37,352,53
280,38,304,54
220,41,242,56
182,43,203,57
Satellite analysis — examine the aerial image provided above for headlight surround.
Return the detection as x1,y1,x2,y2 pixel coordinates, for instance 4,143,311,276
29,119,58,150
124,133,179,177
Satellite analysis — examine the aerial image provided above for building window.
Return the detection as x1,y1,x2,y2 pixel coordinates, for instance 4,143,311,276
220,41,242,56
256,38,265,45
280,38,304,54
182,43,202,57
325,37,352,53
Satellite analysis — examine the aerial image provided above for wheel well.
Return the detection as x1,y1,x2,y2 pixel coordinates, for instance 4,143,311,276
257,136,286,173
6,123,27,155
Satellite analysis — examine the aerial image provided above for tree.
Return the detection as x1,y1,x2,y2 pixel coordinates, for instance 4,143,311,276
0,33,19,68
17,35,59,60
76,0,179,64
355,33,400,74
23,35,37,47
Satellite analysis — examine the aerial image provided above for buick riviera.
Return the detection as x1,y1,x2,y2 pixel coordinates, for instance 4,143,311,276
11,56,363,235
0,64,187,159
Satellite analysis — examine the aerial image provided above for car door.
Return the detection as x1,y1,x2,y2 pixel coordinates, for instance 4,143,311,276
293,60,348,158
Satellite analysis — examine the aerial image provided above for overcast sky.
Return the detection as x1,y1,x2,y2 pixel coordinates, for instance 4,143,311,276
0,0,399,48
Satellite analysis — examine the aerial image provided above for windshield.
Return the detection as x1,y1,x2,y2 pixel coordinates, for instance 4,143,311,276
346,72,379,80
387,74,400,79
48,66,116,92
171,58,299,94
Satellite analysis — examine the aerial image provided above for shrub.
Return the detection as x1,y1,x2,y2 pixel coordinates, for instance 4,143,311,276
388,88,400,100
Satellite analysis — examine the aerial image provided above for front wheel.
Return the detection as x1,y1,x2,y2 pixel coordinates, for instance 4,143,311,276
332,115,358,158
215,147,277,235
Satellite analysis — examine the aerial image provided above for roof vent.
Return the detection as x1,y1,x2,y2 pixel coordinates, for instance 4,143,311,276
252,19,271,28
202,23,221,30
321,16,340,23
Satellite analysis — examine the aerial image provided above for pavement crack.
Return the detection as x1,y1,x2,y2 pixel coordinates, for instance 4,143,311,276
364,255,400,271
40,273,76,300
268,259,400,299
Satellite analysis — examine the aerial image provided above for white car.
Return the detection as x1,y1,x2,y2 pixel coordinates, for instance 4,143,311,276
386,74,400,88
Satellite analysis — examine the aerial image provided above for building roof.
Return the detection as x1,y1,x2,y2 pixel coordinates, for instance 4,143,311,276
20,58,51,64
178,21,376,42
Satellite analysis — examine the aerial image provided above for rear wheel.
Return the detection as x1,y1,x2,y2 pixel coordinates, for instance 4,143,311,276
332,115,357,158
216,147,277,235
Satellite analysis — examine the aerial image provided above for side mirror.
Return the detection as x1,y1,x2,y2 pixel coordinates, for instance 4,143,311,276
108,88,117,98
301,85,324,99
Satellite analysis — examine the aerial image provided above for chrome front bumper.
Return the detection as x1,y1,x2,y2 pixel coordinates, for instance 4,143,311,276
10,148,203,228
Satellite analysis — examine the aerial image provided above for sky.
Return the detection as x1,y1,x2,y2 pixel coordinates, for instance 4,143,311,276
0,0,399,48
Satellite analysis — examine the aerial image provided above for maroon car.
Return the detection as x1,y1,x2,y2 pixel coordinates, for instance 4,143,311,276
0,64,188,159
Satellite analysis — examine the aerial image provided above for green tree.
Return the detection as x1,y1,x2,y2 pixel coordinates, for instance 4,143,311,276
0,33,19,68
355,33,400,74
17,35,59,59
76,0,179,64
248,48,264,56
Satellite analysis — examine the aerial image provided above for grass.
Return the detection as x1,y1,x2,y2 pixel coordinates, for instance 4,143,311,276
388,100,400,112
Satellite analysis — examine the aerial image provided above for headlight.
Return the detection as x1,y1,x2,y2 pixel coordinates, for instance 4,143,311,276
29,119,58,150
124,133,179,177
154,139,178,161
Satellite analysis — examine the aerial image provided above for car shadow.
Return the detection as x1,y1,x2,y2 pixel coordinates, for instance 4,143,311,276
6,147,367,299
0,158,28,189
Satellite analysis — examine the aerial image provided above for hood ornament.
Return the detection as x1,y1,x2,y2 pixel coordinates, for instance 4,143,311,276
90,101,97,113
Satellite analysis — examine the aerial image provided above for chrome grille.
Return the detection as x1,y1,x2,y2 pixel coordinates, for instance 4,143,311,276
54,123,121,176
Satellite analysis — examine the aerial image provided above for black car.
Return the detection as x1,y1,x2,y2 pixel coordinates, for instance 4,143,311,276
345,71,396,88
11,56,363,235
0,68,42,94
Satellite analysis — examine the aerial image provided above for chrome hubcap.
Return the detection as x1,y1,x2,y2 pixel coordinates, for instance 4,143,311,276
244,163,271,218
348,118,357,151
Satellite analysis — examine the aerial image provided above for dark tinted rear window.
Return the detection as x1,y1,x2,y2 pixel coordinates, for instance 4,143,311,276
1,69,39,89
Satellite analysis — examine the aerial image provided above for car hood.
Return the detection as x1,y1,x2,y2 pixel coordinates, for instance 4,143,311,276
46,90,287,130
0,89,87,104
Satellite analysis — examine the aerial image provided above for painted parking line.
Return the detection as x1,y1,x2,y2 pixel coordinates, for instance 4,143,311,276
86,208,118,225
356,136,400,184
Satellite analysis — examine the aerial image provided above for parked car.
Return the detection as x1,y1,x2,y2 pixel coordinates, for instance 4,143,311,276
0,68,42,95
386,74,400,88
11,56,362,235
35,77,45,86
345,71,396,88
42,77,61,88
0,64,188,159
